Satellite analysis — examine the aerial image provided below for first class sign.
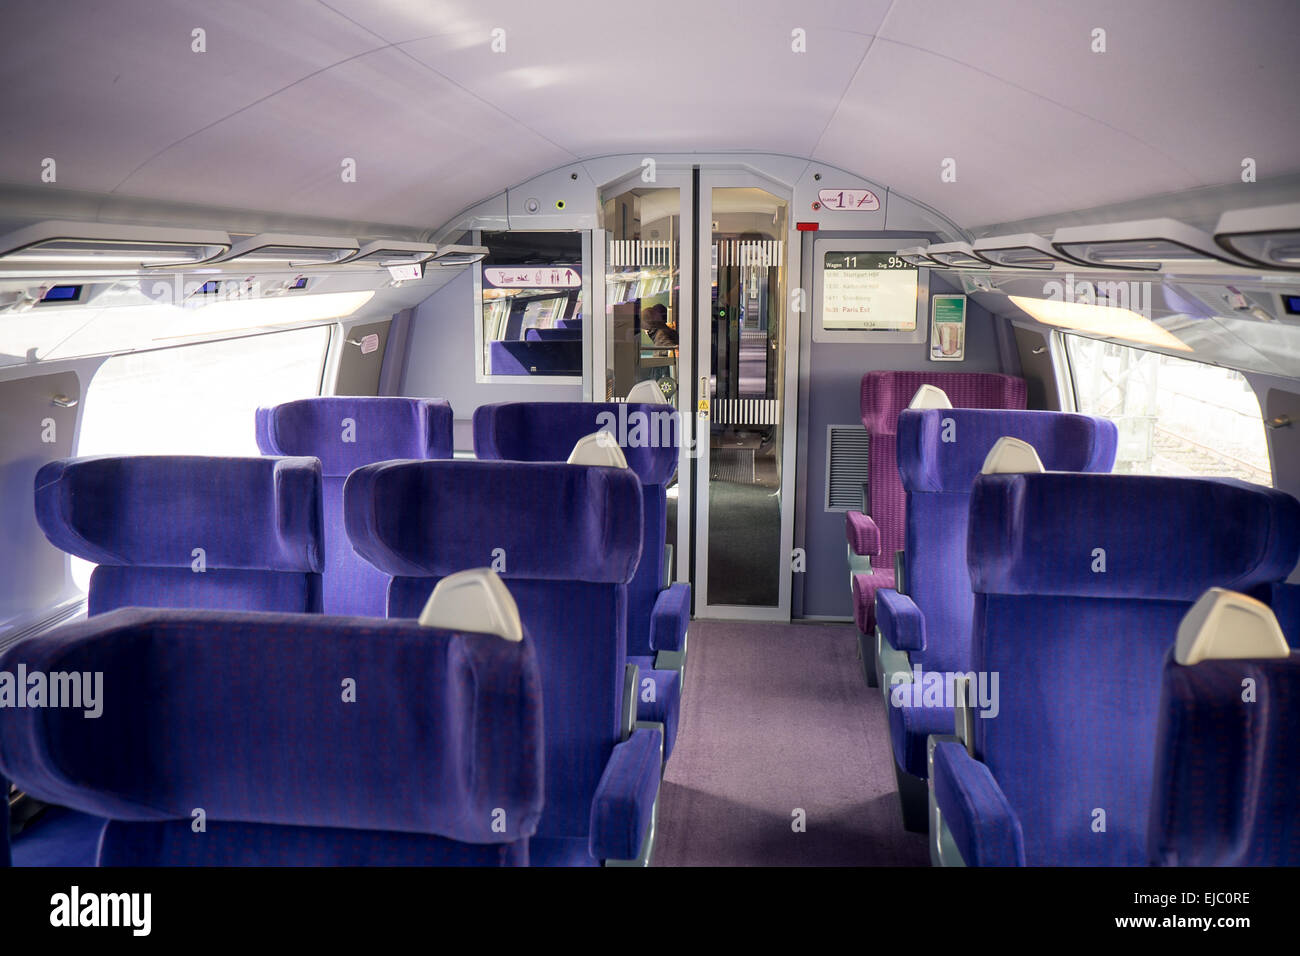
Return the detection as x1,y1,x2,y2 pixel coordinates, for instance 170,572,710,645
817,188,880,211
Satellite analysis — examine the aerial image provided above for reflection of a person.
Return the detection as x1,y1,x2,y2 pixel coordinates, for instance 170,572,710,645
642,303,678,348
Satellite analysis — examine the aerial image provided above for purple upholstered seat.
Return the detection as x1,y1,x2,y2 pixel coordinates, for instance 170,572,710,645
35,455,324,616
847,372,1026,642
876,408,1116,830
474,401,687,760
256,396,454,616
0,606,544,866
930,473,1300,866
1150,617,1300,866
345,458,663,866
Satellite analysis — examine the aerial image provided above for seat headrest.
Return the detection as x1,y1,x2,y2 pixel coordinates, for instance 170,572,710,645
35,455,323,572
897,409,1116,492
345,459,643,583
419,569,523,642
0,607,544,843
473,402,678,486
255,397,453,476
909,384,953,409
626,380,672,405
860,371,1027,435
567,431,630,468
969,473,1300,601
981,437,1046,475
1175,588,1292,664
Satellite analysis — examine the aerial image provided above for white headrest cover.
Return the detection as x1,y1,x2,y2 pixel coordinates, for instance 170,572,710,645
980,436,1046,475
567,431,629,468
627,380,672,405
418,568,523,642
909,384,953,410
1175,587,1291,665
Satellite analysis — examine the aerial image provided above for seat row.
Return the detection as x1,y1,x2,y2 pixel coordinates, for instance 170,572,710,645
858,378,1300,866
0,569,664,866
3,394,692,867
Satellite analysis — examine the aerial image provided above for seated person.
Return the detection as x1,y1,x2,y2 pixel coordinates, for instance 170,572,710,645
641,304,678,348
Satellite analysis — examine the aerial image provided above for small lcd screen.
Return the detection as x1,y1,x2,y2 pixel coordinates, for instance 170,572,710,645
291,277,309,290
1283,294,1300,315
41,284,82,302
821,252,919,331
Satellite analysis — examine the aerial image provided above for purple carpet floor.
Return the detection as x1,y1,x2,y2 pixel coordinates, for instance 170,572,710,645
653,620,929,866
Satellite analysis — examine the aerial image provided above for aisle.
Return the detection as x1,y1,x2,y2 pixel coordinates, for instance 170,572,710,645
653,620,928,866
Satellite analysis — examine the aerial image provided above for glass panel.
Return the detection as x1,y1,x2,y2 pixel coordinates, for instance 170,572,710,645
602,188,681,402
72,326,332,590
480,231,584,377
707,187,788,606
602,187,683,566
1065,334,1272,485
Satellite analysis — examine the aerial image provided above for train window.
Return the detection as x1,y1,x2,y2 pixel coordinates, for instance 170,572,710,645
1064,334,1271,485
477,231,585,380
71,326,332,589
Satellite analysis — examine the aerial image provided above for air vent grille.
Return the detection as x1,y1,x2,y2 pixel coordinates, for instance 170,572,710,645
825,424,869,512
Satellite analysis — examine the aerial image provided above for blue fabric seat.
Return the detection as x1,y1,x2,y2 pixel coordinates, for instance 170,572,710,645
34,455,324,615
845,372,1027,669
344,458,664,866
0,606,544,866
473,401,688,761
255,396,454,616
1149,599,1300,866
929,472,1300,866
878,408,1117,827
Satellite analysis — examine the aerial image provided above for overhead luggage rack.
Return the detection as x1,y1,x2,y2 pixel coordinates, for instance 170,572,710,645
895,245,938,267
925,241,990,269
1214,202,1300,272
211,232,359,266
429,243,488,266
0,220,231,271
1051,218,1251,271
341,239,439,266
970,233,1080,270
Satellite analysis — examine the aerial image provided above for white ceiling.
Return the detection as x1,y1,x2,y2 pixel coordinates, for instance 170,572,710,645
1,0,1297,233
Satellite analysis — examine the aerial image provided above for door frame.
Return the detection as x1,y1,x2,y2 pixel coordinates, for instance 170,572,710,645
594,168,697,590
692,167,802,621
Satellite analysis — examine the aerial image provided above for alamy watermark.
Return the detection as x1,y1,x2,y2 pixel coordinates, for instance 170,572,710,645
1044,273,1152,318
888,665,1000,718
0,664,103,718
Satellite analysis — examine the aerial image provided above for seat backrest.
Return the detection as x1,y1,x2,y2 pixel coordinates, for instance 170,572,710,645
1150,652,1300,865
1149,590,1299,866
896,408,1117,672
524,327,582,342
966,471,1300,865
861,372,1026,564
255,397,454,616
35,455,324,616
344,458,643,857
0,606,544,866
473,402,678,658
488,339,583,375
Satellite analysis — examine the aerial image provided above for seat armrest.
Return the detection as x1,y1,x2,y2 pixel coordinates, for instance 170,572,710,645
877,589,926,653
845,511,881,557
590,726,664,863
649,583,690,659
929,741,1025,867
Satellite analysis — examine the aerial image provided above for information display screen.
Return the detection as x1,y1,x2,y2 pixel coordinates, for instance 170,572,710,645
820,251,918,331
